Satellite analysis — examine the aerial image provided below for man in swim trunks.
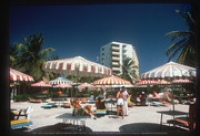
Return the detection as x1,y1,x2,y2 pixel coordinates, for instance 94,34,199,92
116,88,124,119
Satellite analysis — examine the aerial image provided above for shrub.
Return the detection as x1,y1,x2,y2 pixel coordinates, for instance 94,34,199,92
13,94,31,102
106,92,110,98
52,93,59,98
174,90,182,95
75,92,81,97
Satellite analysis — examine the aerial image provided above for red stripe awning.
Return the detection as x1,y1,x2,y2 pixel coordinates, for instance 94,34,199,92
53,83,72,88
172,79,193,84
10,68,34,82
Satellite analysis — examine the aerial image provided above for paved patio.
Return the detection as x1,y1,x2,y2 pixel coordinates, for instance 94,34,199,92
10,99,190,134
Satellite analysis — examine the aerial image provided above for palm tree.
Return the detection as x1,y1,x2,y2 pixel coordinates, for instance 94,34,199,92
118,57,139,84
13,33,55,81
165,9,196,67
48,55,61,80
9,44,21,68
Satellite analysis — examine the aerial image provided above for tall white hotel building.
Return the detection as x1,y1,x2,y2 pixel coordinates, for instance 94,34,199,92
100,41,139,78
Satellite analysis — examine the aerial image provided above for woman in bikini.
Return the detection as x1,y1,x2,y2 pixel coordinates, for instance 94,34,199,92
116,89,124,119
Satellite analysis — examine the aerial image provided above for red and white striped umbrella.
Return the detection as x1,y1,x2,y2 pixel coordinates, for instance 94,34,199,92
160,80,171,85
78,82,95,91
140,61,196,80
31,81,52,87
53,83,72,88
48,77,73,85
10,68,34,82
78,82,94,88
172,79,193,84
133,80,171,88
134,80,161,85
92,75,131,85
42,56,112,77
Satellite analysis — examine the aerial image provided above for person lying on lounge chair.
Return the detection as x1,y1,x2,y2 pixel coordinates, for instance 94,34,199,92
70,98,96,118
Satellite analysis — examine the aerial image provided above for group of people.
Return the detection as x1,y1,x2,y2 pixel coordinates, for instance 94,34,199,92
70,86,130,119
116,86,129,119
130,91,147,105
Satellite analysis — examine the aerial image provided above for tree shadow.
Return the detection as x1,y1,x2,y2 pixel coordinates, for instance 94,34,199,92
119,123,189,133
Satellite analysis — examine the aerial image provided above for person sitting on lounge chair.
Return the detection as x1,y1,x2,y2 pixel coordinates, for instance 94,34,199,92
70,98,96,118
95,96,106,109
89,93,94,102
140,91,147,105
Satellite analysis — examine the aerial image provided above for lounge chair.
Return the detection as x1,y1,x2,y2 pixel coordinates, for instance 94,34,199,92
42,103,58,108
11,119,33,129
62,103,71,108
159,101,171,105
80,98,88,104
28,97,42,103
95,97,107,115
11,105,33,129
151,101,164,106
127,97,135,107
167,104,196,131
12,105,33,120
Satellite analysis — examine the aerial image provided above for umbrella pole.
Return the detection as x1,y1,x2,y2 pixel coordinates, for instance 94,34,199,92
171,84,175,119
71,87,72,98
147,84,150,106
76,70,79,98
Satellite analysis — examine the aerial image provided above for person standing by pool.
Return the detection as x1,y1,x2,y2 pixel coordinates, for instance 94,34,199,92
116,88,124,119
122,86,129,116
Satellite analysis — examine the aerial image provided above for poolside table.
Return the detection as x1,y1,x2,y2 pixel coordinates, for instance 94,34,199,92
157,110,188,130
105,99,117,115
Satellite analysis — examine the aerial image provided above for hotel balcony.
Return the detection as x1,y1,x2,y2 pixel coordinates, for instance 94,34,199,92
111,62,120,66
112,56,120,61
111,43,120,47
111,51,120,56
111,46,120,51
112,67,121,71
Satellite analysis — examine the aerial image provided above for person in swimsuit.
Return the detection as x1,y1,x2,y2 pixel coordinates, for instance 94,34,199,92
70,98,96,118
116,89,124,119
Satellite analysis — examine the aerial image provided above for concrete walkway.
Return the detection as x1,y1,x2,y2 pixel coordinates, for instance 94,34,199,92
10,100,190,134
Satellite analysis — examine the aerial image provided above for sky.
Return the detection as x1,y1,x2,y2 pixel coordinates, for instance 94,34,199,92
9,3,191,75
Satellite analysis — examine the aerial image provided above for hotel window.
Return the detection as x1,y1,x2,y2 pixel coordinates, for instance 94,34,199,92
102,48,104,51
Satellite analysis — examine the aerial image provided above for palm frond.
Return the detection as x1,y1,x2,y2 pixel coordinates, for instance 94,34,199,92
166,10,196,66
167,44,184,62
176,44,190,64
166,38,187,56
176,9,196,32
9,55,16,62
165,31,192,42
39,48,55,57
50,55,60,60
